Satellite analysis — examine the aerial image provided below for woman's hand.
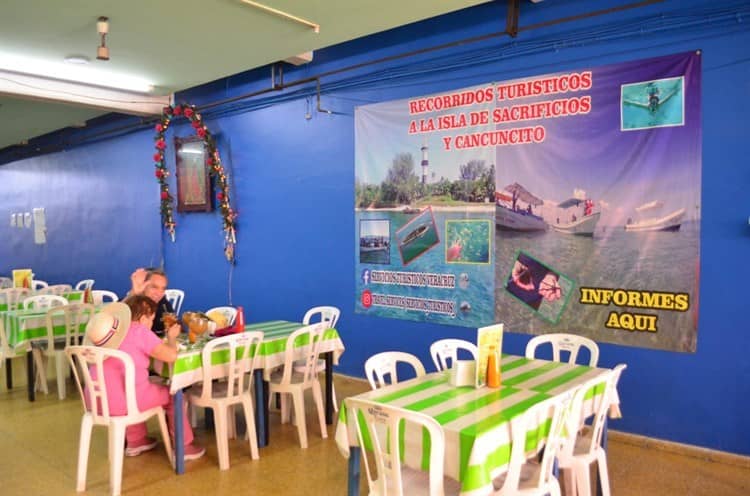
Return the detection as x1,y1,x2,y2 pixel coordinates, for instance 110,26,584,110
166,322,181,343
150,323,182,364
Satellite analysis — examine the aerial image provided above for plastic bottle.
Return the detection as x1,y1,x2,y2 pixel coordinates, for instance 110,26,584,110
487,345,501,388
234,306,245,333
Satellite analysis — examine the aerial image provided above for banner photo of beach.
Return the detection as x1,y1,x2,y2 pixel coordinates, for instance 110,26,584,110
493,51,701,352
355,50,700,352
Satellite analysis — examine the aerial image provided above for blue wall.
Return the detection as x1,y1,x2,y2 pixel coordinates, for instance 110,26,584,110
2,0,749,455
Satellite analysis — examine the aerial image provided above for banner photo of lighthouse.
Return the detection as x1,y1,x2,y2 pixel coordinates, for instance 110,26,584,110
355,51,701,352
355,87,497,328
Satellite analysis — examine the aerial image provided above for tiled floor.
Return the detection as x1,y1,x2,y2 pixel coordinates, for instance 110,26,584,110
1,362,748,495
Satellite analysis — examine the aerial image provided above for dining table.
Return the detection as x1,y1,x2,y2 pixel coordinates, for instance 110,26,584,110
163,320,346,474
0,289,87,312
336,354,619,496
0,290,91,400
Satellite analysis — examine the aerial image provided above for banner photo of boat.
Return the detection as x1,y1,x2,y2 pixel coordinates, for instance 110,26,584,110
359,219,391,264
494,51,700,352
396,208,440,266
495,183,547,232
552,198,600,236
625,201,685,232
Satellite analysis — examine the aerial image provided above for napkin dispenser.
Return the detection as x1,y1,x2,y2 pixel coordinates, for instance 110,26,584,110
450,360,476,387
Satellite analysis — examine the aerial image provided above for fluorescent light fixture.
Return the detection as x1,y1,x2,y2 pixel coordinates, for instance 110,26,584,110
0,52,154,93
64,55,91,65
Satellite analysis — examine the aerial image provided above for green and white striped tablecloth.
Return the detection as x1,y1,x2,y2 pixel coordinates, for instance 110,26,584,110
1,301,92,351
336,355,614,496
167,320,345,393
0,290,86,312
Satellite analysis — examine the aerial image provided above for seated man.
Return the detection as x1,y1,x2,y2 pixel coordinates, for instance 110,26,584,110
128,268,174,337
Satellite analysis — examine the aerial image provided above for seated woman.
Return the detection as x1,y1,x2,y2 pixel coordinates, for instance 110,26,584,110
85,296,204,459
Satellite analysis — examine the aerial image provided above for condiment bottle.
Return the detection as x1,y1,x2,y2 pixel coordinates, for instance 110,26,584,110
234,306,245,333
487,345,501,388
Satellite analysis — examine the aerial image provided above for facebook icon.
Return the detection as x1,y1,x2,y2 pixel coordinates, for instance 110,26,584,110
361,269,371,285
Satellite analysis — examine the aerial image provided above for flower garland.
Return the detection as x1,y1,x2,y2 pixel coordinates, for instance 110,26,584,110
153,103,237,262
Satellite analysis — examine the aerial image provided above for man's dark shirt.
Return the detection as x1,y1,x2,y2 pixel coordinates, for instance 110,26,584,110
153,296,175,337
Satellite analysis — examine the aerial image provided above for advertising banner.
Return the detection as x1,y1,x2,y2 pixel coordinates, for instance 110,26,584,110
355,51,701,352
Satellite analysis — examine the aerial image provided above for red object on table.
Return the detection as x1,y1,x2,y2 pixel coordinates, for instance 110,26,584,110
233,306,245,333
213,326,235,337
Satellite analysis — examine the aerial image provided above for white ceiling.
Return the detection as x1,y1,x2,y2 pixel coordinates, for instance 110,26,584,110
0,0,490,150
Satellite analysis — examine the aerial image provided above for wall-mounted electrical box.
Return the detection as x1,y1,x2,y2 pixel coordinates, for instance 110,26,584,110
32,208,46,244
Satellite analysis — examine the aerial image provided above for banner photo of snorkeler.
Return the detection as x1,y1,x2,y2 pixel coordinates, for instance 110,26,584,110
494,51,701,353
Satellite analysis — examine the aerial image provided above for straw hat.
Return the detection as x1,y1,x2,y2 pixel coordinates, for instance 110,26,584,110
84,302,131,349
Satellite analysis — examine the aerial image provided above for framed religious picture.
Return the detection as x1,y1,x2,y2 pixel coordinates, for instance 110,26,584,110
175,136,212,212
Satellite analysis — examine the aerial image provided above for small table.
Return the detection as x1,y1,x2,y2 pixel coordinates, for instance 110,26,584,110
336,355,616,496
166,320,345,474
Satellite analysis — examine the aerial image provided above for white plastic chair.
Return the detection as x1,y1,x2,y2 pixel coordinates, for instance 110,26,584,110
492,394,572,496
32,304,95,400
294,306,341,411
187,331,263,470
205,306,237,326
23,293,69,395
0,309,30,391
40,284,74,296
365,351,426,390
525,333,600,366
164,289,185,315
0,288,31,390
74,279,95,291
31,279,48,290
66,345,173,496
558,364,627,496
429,338,478,371
346,397,460,496
91,290,120,304
0,276,12,289
268,323,328,448
0,287,30,311
23,294,69,310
